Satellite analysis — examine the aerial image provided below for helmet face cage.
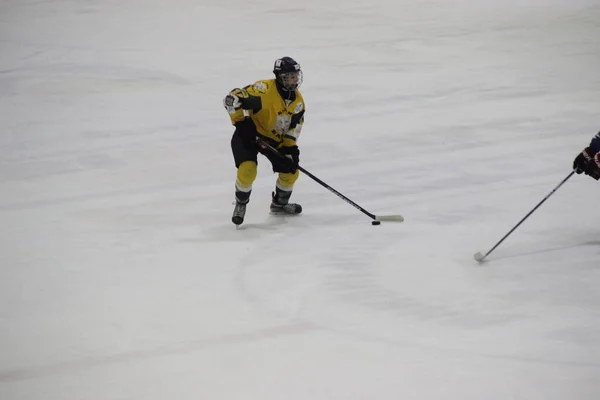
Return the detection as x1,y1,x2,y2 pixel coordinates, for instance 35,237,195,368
273,57,303,91
277,70,303,91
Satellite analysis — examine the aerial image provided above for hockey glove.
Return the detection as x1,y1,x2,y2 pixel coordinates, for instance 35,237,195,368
223,88,249,114
278,145,300,174
573,147,600,180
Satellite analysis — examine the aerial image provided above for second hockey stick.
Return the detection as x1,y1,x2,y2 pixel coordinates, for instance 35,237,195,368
474,171,575,263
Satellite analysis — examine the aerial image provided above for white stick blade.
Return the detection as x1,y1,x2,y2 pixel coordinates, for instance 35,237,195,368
375,215,404,222
474,252,485,262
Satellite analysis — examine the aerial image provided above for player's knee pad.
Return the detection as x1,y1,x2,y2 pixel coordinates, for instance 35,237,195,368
237,161,257,189
277,170,299,190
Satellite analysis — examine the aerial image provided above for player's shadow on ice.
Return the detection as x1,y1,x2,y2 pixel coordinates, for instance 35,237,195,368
195,215,295,242
197,212,377,242
235,219,291,231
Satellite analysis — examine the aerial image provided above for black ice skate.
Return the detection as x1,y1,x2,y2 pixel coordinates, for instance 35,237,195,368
232,202,247,225
270,190,302,215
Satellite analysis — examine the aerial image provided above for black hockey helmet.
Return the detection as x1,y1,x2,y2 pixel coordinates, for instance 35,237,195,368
273,56,303,91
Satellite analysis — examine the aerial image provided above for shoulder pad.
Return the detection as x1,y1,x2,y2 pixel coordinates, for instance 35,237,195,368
251,80,270,94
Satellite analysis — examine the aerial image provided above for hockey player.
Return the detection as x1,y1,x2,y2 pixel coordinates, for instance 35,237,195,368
573,132,600,180
223,57,305,226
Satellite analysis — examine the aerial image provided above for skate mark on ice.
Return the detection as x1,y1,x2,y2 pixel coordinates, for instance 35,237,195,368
0,323,316,383
479,241,600,263
320,326,600,369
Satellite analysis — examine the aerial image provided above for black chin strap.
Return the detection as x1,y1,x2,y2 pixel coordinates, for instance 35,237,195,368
275,80,294,101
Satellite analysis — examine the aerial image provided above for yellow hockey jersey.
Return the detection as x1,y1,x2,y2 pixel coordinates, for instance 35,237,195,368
227,79,305,147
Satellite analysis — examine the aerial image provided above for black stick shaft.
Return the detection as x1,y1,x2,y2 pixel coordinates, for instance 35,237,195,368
481,171,575,259
257,138,377,220
297,165,376,219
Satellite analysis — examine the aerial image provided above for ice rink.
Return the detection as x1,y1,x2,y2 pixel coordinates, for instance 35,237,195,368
1,0,599,399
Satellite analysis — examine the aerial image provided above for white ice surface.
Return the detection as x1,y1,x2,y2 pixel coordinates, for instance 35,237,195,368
1,0,599,399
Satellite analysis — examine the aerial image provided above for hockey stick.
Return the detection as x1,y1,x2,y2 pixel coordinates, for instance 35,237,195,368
256,137,404,223
474,171,575,263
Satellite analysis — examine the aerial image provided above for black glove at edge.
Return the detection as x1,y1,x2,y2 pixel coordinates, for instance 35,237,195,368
573,147,600,180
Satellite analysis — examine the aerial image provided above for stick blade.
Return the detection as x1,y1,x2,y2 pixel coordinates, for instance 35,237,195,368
473,252,486,263
375,215,404,222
